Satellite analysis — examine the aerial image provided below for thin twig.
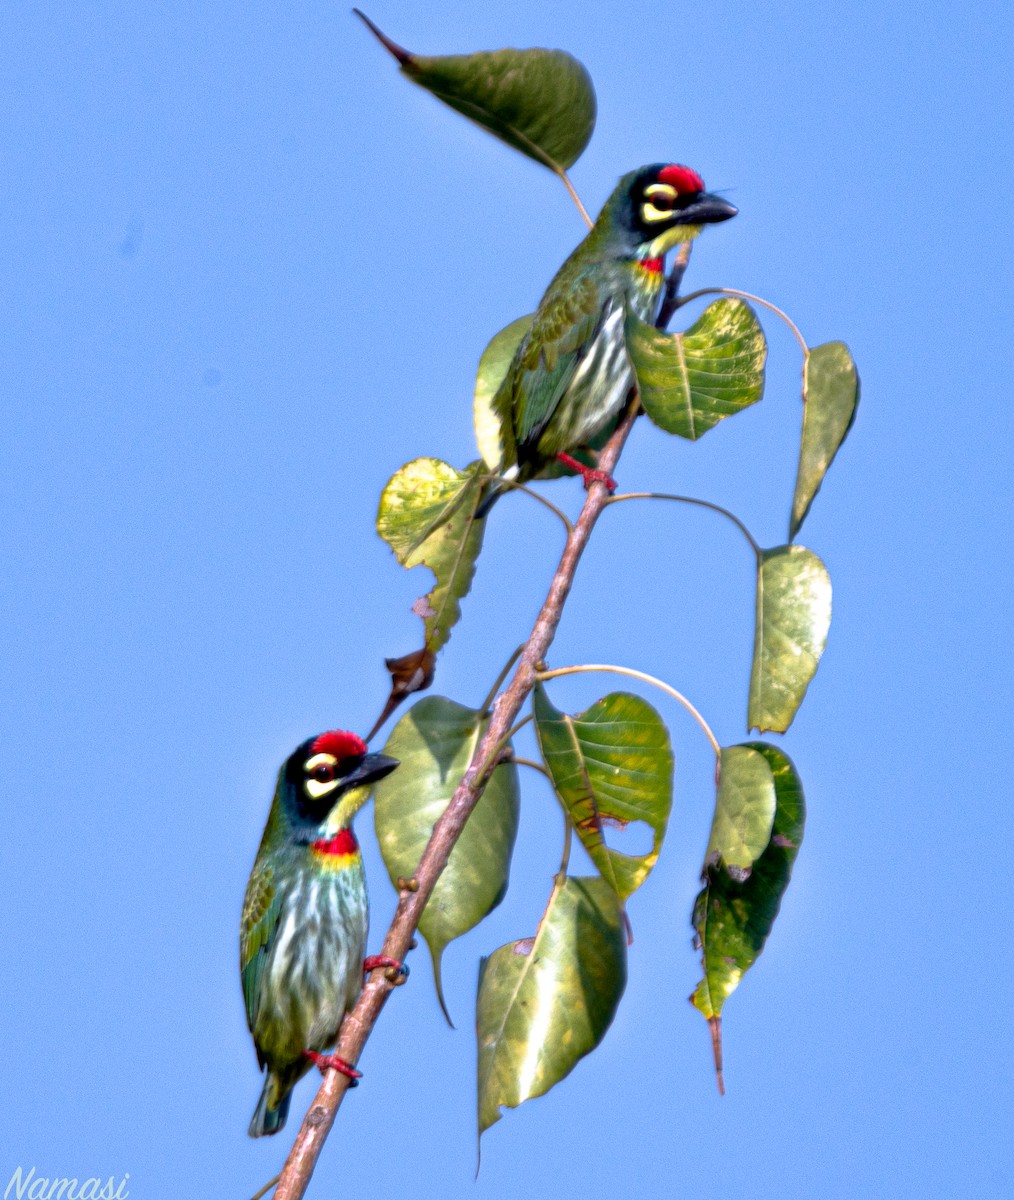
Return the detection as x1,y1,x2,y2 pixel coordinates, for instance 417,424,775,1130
249,1173,280,1200
677,286,809,356
556,167,593,228
535,663,722,758
510,756,552,778
479,474,574,534
656,243,694,329
478,644,526,717
606,491,762,559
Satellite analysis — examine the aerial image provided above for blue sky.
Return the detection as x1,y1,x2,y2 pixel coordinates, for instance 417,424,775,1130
3,1,1012,1197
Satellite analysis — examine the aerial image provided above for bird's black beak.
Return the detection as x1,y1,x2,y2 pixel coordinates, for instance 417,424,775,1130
680,192,738,224
344,752,400,788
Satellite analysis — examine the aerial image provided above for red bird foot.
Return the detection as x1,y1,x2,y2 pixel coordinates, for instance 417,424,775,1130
304,1050,362,1087
555,452,617,494
363,954,409,984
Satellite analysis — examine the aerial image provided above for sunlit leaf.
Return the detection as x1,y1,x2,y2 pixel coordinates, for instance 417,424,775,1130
748,545,831,733
626,298,766,440
691,743,805,1092
373,696,519,1024
533,686,673,901
376,458,486,654
790,342,860,540
477,876,625,1136
706,745,777,880
356,11,596,171
474,314,534,469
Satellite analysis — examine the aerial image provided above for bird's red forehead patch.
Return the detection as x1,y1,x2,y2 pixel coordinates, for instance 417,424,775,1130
311,730,367,760
658,164,705,194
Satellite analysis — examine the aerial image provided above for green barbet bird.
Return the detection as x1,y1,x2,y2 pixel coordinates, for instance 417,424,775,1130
240,729,400,1137
478,163,737,514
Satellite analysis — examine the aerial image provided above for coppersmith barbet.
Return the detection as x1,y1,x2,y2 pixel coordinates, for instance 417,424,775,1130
240,730,400,1137
478,163,737,514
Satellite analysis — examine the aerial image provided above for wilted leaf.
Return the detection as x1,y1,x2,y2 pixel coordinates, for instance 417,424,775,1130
691,743,805,1092
626,298,766,439
376,458,486,654
474,314,534,469
748,545,831,733
790,341,860,540
364,647,437,743
477,876,626,1136
356,11,596,172
706,745,777,880
533,687,673,901
373,697,519,1023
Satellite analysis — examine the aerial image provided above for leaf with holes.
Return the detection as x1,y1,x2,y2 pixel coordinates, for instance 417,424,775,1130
477,876,626,1137
356,11,596,172
790,341,860,540
691,743,805,1091
373,696,519,1025
748,545,832,733
533,686,673,901
626,298,767,440
376,458,486,654
706,745,777,881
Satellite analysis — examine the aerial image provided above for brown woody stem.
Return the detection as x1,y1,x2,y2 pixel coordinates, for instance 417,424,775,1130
272,397,639,1199
272,238,692,1200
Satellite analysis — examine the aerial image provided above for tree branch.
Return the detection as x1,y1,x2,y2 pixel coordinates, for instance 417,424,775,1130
273,249,692,1199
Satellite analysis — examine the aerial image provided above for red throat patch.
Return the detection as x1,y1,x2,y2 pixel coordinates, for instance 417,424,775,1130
640,257,665,274
311,730,367,760
658,164,705,194
311,828,359,857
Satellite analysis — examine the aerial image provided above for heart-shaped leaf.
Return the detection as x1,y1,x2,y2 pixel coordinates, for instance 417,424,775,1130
376,458,486,654
477,876,626,1137
533,687,673,901
706,745,777,880
373,696,519,1024
356,11,596,172
626,298,767,440
691,743,805,1092
748,545,831,733
790,341,860,539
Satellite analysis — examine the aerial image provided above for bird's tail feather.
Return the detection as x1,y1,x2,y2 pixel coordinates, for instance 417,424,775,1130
248,1076,292,1138
475,477,505,520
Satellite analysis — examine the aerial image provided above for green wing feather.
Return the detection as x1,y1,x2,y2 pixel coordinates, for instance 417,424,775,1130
494,269,610,464
240,857,282,1041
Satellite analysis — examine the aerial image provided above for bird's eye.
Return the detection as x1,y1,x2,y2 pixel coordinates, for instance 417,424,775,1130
303,752,341,799
641,183,680,223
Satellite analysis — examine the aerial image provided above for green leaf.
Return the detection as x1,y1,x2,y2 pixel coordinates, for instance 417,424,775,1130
533,687,673,901
790,342,860,540
376,458,486,654
691,743,805,1090
356,11,596,172
373,697,519,1024
625,298,767,440
474,314,533,469
477,876,626,1137
706,745,777,880
748,545,832,733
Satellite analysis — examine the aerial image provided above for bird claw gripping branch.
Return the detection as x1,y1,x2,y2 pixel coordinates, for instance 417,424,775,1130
364,954,410,985
555,452,618,493
303,1050,362,1087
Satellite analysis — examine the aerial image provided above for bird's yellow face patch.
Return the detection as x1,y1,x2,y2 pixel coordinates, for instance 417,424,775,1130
640,183,680,224
303,752,340,801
